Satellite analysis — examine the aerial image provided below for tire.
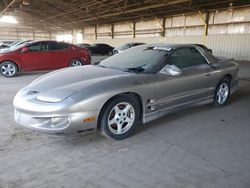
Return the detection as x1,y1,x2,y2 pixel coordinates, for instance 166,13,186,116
99,95,140,140
0,61,18,77
70,59,83,67
107,51,113,56
213,77,231,107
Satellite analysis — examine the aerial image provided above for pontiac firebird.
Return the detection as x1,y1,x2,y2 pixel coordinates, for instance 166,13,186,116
13,44,239,140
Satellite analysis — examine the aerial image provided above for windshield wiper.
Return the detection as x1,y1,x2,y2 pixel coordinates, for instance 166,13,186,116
124,66,145,73
97,64,106,68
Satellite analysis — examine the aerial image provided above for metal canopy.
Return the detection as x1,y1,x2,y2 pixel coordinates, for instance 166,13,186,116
1,0,250,30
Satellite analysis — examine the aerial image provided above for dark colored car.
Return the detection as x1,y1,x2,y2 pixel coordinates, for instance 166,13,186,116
113,42,146,54
0,40,14,45
0,43,10,49
195,44,213,54
0,40,91,77
77,43,90,48
86,43,114,55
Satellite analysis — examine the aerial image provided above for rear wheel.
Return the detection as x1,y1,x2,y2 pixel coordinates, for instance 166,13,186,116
99,95,140,140
107,51,113,56
70,59,83,67
213,77,231,107
0,61,18,77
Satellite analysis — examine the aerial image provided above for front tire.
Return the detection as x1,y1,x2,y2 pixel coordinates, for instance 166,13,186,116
70,59,83,67
213,78,231,107
99,95,140,140
0,61,18,77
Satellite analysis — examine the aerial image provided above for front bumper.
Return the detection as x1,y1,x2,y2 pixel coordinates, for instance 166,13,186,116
13,89,99,134
14,109,98,134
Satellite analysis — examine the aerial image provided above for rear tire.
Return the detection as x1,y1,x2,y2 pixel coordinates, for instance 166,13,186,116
107,51,113,56
99,95,140,140
0,61,18,77
213,77,231,107
70,59,83,67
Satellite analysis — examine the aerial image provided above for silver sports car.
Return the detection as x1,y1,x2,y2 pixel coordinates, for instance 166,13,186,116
13,44,239,140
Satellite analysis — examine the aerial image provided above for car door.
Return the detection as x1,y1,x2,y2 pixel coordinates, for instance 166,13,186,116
47,41,71,69
156,47,213,111
20,42,50,71
98,44,105,54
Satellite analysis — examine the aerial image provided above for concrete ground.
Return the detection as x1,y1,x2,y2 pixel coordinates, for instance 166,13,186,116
0,59,249,188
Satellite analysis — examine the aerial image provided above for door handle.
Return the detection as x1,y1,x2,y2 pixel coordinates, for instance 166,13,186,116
205,73,211,76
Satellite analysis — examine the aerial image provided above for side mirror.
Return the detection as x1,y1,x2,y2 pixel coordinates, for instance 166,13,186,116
21,47,29,53
160,64,182,76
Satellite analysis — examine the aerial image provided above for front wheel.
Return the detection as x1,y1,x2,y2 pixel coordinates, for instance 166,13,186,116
0,61,18,77
70,59,83,67
213,78,231,107
99,95,140,140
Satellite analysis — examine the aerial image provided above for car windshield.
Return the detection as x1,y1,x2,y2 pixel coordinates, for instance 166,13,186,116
99,45,172,73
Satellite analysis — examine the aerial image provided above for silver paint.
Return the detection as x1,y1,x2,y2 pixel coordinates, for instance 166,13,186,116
13,44,239,134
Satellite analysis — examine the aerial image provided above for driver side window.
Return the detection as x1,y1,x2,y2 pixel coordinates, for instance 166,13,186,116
167,47,208,69
28,43,42,52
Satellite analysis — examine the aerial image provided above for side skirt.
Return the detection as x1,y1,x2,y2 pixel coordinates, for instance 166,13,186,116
143,96,213,124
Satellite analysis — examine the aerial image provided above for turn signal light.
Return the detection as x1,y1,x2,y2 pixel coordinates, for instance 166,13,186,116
84,117,95,123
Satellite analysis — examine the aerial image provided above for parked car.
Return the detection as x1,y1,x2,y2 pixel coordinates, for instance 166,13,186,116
0,43,10,49
13,43,239,140
195,44,213,54
113,42,146,54
77,43,90,48
0,39,33,53
86,43,114,55
0,40,15,45
0,40,91,77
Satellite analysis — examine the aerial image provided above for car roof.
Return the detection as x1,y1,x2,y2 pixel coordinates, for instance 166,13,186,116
27,40,71,44
148,43,197,49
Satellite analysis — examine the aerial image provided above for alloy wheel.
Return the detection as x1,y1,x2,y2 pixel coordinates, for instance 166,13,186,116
1,63,16,77
216,82,229,104
107,102,135,135
71,60,82,66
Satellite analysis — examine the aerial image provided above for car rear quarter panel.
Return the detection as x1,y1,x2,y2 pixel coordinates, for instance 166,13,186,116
210,61,239,95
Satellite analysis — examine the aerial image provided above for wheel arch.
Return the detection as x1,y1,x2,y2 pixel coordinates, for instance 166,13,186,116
97,92,143,129
223,74,232,81
222,74,232,86
0,60,20,72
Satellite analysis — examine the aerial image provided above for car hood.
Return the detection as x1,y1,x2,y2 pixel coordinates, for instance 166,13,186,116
28,65,130,102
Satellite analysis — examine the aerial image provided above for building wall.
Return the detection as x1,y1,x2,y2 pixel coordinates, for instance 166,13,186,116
82,6,250,60
0,25,51,41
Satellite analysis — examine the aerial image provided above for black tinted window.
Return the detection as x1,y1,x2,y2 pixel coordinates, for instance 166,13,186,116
167,47,207,69
29,43,42,51
28,42,48,51
48,42,69,50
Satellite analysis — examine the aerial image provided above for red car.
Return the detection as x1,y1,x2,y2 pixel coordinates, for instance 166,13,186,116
0,40,91,77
